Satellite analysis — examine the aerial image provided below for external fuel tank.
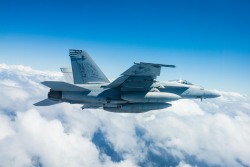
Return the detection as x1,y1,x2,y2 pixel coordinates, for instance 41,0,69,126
121,92,181,103
104,103,171,113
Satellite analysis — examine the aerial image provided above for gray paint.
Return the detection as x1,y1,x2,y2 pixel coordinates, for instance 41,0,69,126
60,68,73,84
34,49,220,113
69,49,109,84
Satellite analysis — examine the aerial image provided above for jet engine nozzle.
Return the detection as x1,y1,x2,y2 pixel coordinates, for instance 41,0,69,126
48,89,62,100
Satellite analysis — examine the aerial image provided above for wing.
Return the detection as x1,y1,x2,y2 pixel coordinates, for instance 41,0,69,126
107,62,175,91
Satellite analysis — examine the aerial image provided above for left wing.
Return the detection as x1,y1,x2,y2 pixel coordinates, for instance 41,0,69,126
107,62,175,91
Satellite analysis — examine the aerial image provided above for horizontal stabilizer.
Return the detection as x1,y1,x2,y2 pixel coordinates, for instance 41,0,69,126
42,81,89,91
34,99,61,106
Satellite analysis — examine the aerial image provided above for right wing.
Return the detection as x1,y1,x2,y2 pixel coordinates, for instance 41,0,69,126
107,62,175,91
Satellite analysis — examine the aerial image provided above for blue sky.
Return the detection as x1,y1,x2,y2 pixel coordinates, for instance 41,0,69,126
0,0,250,94
1,2,250,167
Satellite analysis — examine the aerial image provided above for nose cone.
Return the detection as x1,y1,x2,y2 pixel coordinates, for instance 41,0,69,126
204,90,220,98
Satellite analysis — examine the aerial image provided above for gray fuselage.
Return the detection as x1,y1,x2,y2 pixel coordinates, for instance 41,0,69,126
48,81,219,112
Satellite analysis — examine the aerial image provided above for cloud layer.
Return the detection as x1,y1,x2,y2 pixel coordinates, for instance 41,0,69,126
0,64,250,167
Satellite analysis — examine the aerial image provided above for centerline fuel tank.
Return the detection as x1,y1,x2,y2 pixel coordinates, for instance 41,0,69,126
104,103,171,113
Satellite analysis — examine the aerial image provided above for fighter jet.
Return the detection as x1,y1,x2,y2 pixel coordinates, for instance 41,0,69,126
34,49,220,113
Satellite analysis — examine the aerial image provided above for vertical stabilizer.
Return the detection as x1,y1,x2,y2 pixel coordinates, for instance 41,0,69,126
69,49,110,84
60,68,73,84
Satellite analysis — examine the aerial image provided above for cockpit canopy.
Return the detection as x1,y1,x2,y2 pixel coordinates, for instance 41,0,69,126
171,79,193,85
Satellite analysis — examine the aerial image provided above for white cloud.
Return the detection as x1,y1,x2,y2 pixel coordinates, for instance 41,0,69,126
0,64,250,167
176,161,192,167
0,114,15,140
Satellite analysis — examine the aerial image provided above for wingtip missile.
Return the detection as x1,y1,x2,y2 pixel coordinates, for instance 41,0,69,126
134,62,176,68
